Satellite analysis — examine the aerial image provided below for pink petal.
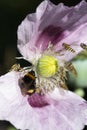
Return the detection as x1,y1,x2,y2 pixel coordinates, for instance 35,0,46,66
17,0,87,62
28,93,49,107
0,72,87,130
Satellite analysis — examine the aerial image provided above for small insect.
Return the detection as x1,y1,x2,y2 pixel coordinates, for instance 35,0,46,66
18,70,40,96
65,62,77,76
80,43,87,50
62,43,75,53
10,64,21,71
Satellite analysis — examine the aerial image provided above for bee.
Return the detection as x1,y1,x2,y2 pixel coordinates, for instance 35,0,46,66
62,43,75,53
18,70,40,96
80,43,87,50
10,64,21,71
65,62,77,76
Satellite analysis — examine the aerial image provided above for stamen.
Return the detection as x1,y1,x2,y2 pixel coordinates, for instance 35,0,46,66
65,62,77,76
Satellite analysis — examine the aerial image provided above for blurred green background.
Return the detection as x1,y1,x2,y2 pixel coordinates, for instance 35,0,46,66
0,0,87,130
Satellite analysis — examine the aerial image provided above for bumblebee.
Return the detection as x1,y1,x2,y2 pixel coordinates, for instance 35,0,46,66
18,70,39,96
62,43,75,53
80,43,87,50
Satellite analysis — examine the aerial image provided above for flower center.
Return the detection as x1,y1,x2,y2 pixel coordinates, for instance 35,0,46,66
36,55,58,77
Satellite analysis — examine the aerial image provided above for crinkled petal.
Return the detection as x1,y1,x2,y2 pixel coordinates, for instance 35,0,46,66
0,72,87,130
17,0,87,62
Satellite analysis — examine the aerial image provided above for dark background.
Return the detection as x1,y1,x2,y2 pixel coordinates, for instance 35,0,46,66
0,0,87,130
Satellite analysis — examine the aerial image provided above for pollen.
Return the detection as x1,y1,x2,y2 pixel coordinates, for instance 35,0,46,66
36,55,58,77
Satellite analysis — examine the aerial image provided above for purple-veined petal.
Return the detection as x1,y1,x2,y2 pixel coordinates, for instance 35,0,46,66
55,23,87,61
17,0,87,62
0,72,87,130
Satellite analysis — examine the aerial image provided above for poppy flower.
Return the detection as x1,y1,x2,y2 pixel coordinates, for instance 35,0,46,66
0,0,87,130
